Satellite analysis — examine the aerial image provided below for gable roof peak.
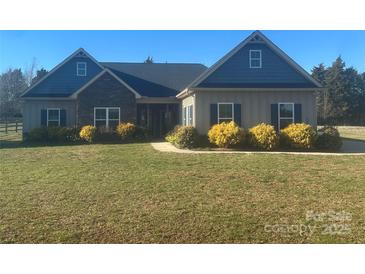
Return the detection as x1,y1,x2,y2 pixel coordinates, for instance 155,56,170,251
180,30,322,93
21,47,104,98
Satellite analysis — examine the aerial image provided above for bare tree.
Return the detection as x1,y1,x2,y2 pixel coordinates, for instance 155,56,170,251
24,57,37,86
0,68,27,117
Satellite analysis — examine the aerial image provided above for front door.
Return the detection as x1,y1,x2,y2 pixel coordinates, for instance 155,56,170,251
137,104,179,138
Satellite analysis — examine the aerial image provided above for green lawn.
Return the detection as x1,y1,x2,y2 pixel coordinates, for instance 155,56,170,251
337,126,365,141
0,140,364,243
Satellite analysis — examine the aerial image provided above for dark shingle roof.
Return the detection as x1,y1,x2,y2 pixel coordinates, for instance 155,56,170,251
101,62,207,97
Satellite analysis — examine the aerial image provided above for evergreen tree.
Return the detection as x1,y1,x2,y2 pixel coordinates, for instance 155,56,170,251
144,56,154,64
31,68,48,85
343,67,363,123
312,57,365,125
324,56,348,124
311,64,327,123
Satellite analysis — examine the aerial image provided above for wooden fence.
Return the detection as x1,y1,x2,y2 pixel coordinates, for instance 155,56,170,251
0,118,23,134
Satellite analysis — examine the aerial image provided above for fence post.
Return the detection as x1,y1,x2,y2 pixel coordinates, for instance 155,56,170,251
16,120,18,132
5,118,8,134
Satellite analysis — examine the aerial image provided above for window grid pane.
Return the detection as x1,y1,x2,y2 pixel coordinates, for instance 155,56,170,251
95,107,120,128
108,109,119,120
77,63,87,76
279,118,293,130
250,59,261,68
250,50,262,68
218,104,233,119
279,104,293,118
250,51,261,59
48,110,59,121
95,109,107,120
188,105,193,125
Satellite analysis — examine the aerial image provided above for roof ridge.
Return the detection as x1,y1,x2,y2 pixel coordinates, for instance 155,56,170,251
101,61,207,66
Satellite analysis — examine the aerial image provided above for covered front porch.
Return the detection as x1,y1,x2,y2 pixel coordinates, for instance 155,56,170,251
136,100,180,138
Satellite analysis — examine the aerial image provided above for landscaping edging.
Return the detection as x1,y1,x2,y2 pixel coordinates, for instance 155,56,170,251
151,142,365,156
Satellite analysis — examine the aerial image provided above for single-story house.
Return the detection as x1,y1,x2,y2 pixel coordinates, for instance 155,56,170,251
21,31,322,137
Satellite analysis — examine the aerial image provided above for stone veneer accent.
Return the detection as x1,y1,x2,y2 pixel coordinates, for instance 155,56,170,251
76,72,136,126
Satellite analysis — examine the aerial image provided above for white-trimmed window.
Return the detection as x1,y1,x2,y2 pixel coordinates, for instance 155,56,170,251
278,103,294,130
218,103,234,123
94,107,120,129
249,50,262,68
47,108,60,127
182,105,193,126
77,62,87,76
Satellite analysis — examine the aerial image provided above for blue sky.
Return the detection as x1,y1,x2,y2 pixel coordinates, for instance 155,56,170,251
0,30,364,74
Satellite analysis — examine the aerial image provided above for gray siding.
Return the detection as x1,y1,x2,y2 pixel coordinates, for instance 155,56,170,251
194,90,317,134
22,100,77,133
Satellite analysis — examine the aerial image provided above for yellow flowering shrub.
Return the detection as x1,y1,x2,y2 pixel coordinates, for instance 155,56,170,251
208,121,244,148
249,123,279,150
79,125,97,143
280,123,315,149
116,123,136,140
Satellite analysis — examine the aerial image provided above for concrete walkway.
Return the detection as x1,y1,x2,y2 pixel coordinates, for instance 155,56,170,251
341,139,365,153
151,142,365,156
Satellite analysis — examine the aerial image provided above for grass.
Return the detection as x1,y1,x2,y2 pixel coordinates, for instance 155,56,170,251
1,137,365,243
0,122,23,145
337,126,365,141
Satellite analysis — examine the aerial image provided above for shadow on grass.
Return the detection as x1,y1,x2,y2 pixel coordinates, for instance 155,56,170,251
341,137,365,143
0,139,153,149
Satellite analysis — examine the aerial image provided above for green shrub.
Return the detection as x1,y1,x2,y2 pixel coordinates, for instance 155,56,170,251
28,127,48,142
165,125,198,149
134,126,149,141
249,123,279,151
208,122,245,148
79,125,97,143
196,134,211,148
280,123,316,149
315,126,342,151
27,127,79,142
47,127,63,142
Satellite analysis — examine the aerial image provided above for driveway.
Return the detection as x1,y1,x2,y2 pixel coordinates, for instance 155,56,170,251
341,139,365,153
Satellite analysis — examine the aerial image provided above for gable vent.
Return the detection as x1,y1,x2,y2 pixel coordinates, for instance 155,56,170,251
249,35,264,43
75,51,88,58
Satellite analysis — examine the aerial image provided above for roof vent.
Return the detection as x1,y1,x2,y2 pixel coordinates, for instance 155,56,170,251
249,35,264,43
75,51,87,58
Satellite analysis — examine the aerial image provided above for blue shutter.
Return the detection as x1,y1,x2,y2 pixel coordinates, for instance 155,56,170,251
271,104,278,131
60,109,66,126
41,109,47,126
210,104,218,126
294,104,302,123
234,104,241,126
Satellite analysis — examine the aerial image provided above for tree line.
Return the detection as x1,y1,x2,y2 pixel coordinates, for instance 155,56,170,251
0,56,364,125
0,66,47,118
311,57,365,125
